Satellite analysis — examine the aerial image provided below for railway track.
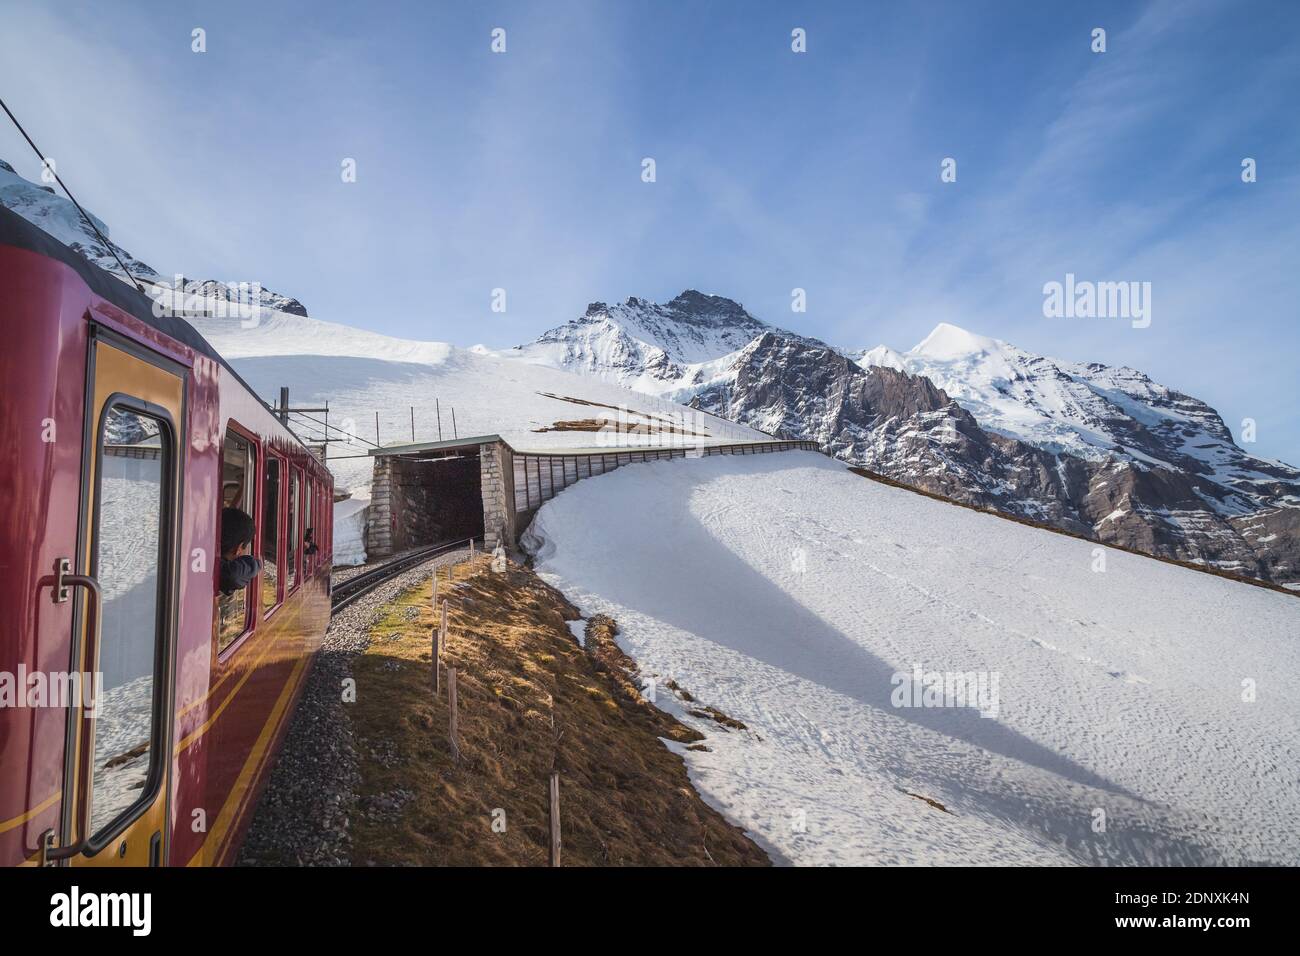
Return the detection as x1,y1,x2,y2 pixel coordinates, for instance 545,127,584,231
330,536,480,613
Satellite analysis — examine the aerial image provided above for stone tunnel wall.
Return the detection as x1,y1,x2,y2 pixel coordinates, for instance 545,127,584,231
480,441,515,552
367,452,484,557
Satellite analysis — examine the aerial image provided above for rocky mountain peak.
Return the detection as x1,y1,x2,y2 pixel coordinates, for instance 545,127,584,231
666,289,750,321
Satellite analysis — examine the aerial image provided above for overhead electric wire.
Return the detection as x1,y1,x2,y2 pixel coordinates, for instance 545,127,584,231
284,419,329,444
0,99,465,461
288,408,381,449
279,413,337,448
0,95,149,295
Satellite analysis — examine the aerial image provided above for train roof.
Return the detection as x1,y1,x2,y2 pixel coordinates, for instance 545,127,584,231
0,204,325,465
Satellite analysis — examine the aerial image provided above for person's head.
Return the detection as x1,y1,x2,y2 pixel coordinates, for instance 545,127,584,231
221,507,255,559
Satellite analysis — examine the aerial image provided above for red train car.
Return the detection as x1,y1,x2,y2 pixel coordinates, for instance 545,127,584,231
0,205,333,866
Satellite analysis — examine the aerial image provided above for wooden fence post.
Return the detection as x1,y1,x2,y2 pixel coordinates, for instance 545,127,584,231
549,772,561,867
448,667,460,762
439,600,448,656
431,607,442,696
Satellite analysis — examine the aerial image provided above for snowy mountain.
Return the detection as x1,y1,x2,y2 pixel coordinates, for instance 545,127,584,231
861,322,1299,509
518,293,1300,586
507,291,773,398
0,158,158,279
0,158,307,316
164,277,308,318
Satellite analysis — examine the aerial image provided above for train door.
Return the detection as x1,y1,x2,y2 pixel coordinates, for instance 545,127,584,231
48,331,182,867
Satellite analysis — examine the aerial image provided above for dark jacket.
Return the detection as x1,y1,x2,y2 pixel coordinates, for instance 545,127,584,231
220,555,262,595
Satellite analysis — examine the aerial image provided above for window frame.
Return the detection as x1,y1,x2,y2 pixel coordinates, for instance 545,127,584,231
260,449,286,619
304,475,315,577
320,481,329,568
83,392,177,854
216,420,261,662
286,466,301,594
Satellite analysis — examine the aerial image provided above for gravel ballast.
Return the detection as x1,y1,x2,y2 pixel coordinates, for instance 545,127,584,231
237,548,473,867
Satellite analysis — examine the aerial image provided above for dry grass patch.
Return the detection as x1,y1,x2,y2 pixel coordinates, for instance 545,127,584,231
350,556,768,866
903,791,953,815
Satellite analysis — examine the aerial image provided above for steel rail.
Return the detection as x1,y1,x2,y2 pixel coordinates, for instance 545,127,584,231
330,536,480,613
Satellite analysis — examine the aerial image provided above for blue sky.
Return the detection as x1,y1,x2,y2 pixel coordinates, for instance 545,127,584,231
2,0,1298,461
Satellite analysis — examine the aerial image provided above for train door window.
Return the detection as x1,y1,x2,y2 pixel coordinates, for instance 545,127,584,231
261,454,283,615
304,478,315,575
317,485,326,563
321,486,330,561
287,469,300,591
318,483,327,563
315,483,323,565
218,428,257,652
89,403,171,837
317,481,324,571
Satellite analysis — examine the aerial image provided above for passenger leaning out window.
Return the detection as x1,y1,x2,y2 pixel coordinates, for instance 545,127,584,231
219,506,263,595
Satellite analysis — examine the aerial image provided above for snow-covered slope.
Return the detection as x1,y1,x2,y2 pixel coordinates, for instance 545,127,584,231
528,451,1300,866
189,311,767,497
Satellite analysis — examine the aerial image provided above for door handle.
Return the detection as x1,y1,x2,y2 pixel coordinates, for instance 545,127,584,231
46,557,103,861
52,556,101,611
51,556,101,671
39,828,89,865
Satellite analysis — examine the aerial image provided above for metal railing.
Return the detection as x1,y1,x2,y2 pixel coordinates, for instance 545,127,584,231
512,439,821,515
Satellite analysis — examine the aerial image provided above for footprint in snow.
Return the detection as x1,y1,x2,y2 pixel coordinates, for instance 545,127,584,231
1109,671,1151,685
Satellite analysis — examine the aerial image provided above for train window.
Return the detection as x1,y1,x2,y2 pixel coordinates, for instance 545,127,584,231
218,428,257,652
89,403,170,838
261,454,283,614
287,469,299,591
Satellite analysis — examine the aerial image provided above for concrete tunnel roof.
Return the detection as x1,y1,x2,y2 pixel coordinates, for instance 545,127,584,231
367,433,784,458
368,435,504,457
